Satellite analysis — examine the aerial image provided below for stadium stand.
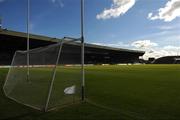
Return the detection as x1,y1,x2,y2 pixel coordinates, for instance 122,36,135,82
0,28,145,65
153,56,180,64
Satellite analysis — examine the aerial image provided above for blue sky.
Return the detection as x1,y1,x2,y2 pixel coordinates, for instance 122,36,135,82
0,0,180,59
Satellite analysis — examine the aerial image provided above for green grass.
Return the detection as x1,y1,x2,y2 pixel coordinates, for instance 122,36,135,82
1,65,180,120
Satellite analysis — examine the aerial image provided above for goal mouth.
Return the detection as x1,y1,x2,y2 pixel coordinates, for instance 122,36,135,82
3,37,83,111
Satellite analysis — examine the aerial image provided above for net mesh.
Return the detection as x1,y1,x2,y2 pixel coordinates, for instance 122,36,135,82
3,39,82,111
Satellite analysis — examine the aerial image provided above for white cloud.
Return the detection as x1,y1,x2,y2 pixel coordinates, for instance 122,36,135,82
96,0,136,20
92,40,180,60
148,0,180,22
131,40,180,60
51,0,64,8
93,41,130,48
131,40,158,49
142,46,180,60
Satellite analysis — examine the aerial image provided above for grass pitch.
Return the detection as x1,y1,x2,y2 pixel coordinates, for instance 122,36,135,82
1,65,180,120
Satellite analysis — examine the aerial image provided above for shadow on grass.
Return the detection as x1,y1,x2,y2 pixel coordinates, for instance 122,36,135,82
0,97,132,120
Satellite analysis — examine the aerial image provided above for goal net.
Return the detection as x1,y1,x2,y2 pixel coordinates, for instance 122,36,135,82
3,38,82,111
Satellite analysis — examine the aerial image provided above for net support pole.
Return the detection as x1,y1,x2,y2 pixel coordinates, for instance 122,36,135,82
27,0,30,82
81,0,85,101
44,41,63,112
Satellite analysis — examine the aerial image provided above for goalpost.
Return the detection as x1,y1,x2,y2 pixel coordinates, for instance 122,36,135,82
81,0,85,101
27,0,30,83
3,0,85,112
3,38,83,111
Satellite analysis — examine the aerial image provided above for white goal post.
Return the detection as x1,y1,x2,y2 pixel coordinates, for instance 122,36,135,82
3,38,83,111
